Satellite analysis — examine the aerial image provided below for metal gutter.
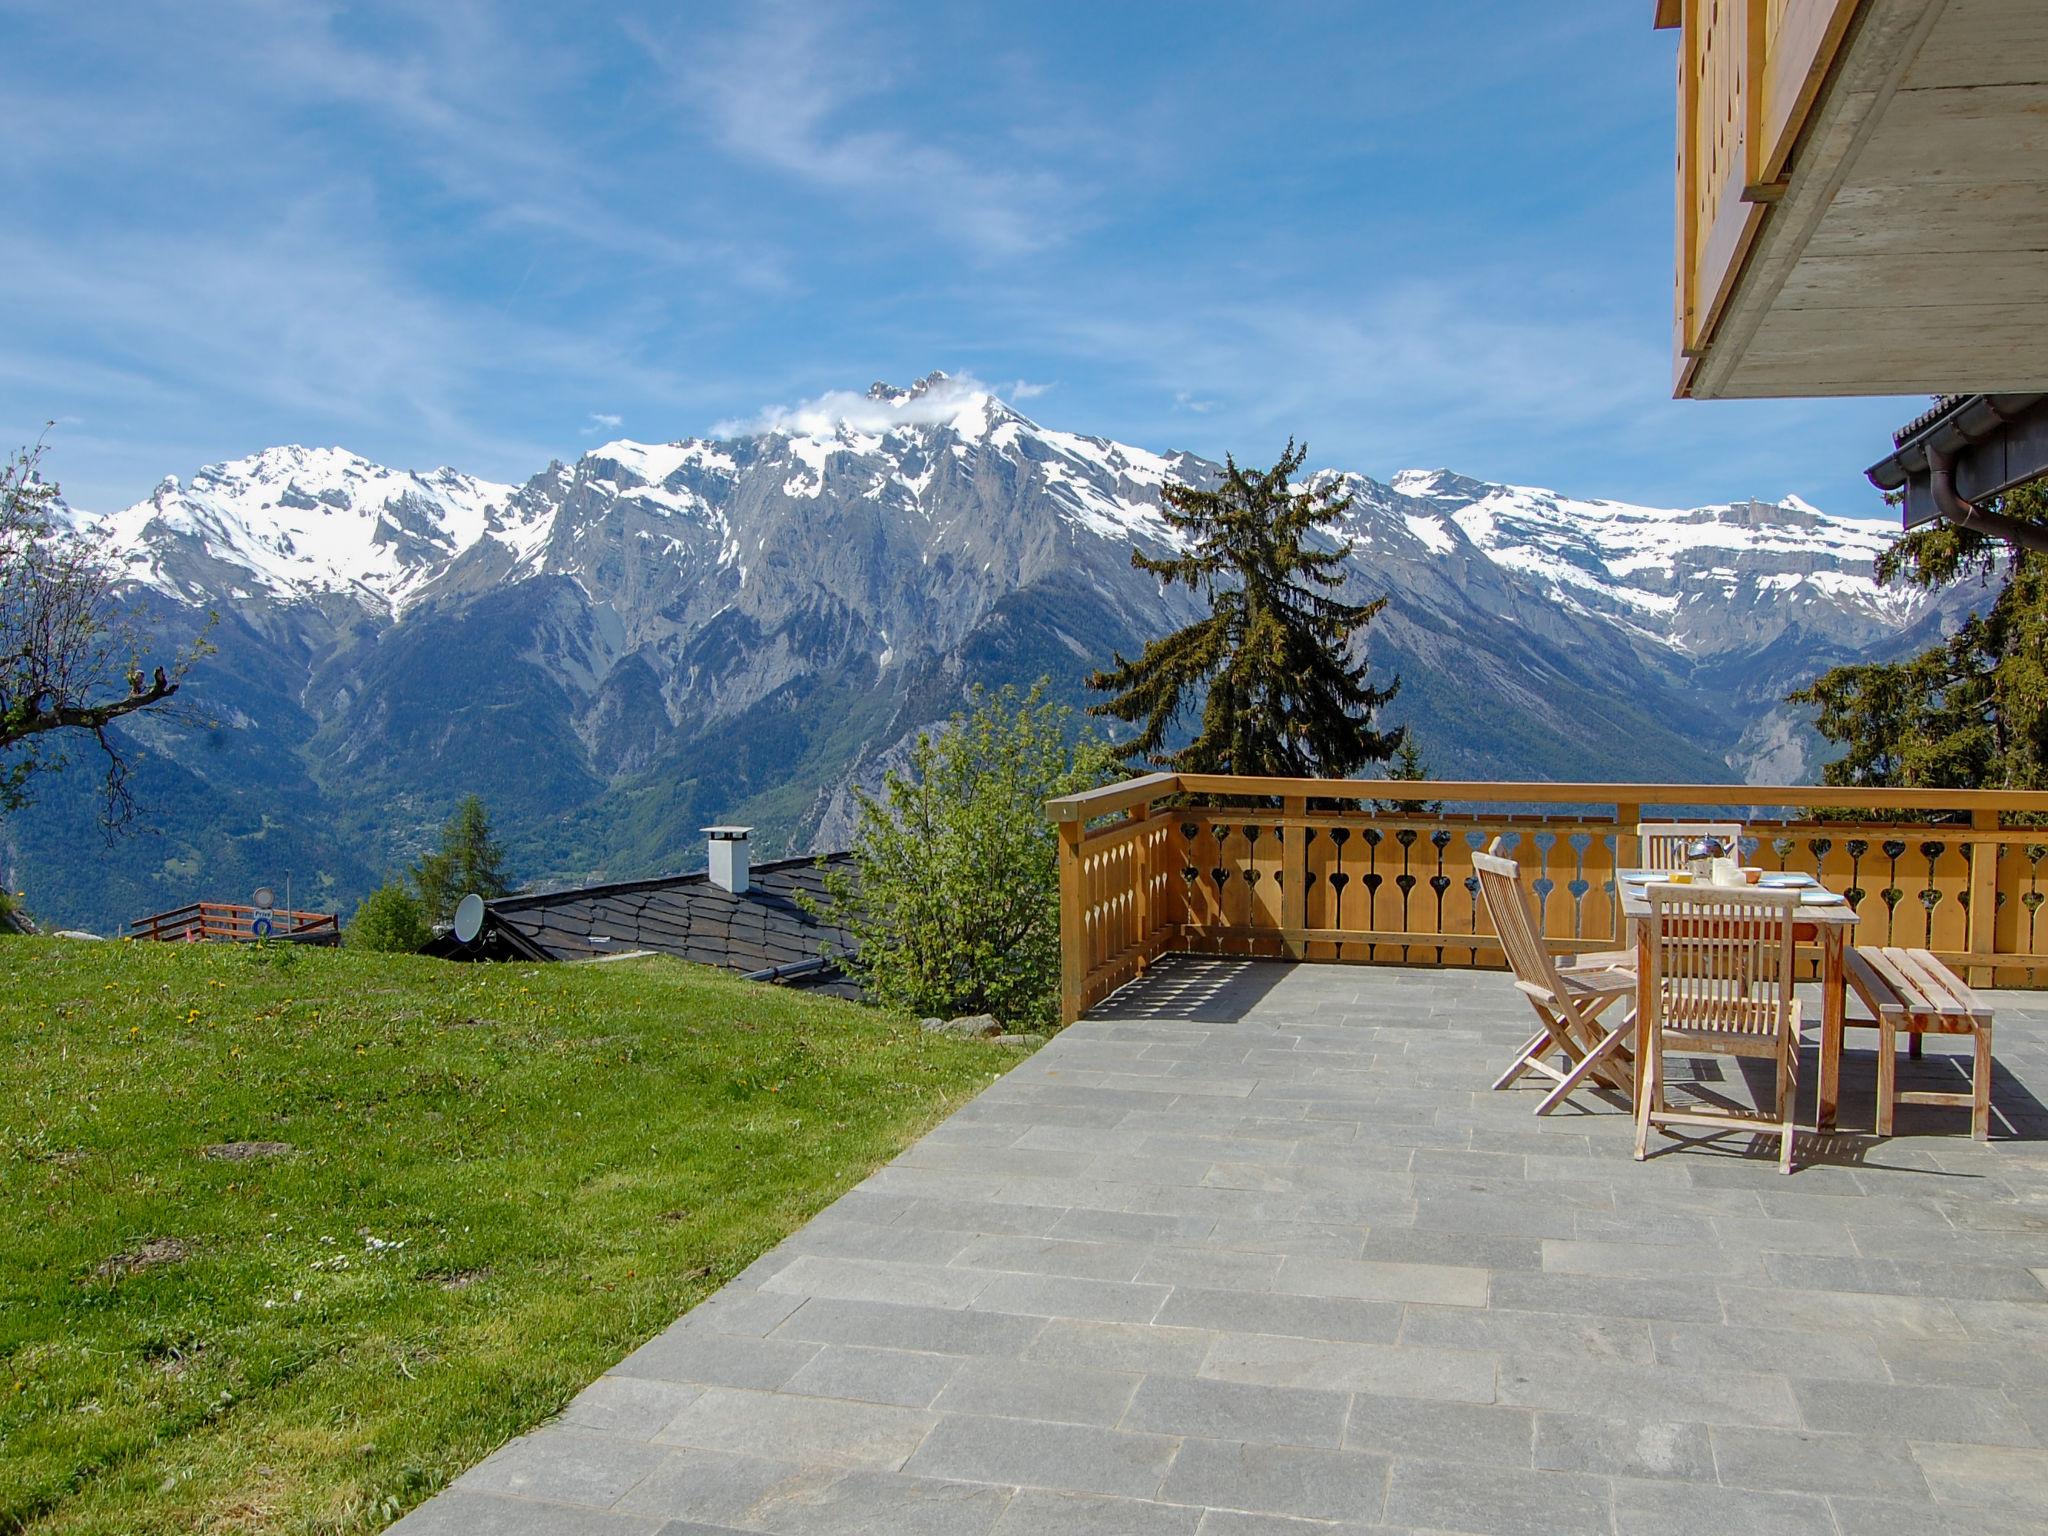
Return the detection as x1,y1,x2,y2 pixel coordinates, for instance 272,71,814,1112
1866,392,2048,550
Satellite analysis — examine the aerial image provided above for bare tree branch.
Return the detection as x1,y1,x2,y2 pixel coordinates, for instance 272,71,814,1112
1,431,208,825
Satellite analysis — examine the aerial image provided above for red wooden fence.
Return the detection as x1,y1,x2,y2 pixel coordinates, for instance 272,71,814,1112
128,902,341,944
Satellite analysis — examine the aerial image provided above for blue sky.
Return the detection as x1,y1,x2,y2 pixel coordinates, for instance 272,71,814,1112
3,0,1918,518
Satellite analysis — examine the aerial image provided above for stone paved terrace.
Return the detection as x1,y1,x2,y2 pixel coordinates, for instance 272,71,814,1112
393,958,2048,1535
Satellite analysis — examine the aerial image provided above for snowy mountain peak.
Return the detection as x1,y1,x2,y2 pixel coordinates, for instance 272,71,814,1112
89,445,524,616
76,379,1916,660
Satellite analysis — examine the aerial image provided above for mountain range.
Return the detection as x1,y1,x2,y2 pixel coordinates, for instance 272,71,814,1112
5,373,1964,932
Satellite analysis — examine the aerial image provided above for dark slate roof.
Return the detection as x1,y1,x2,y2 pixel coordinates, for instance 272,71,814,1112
424,853,863,996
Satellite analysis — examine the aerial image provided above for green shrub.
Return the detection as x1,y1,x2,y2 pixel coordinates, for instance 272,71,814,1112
347,878,432,952
809,680,1113,1030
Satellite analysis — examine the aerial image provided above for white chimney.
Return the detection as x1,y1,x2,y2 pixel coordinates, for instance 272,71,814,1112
704,826,752,894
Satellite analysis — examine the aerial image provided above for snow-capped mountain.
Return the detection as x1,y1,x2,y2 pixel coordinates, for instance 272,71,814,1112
11,374,1966,930
92,445,532,613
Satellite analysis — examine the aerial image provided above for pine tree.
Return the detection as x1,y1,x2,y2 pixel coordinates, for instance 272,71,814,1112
1789,480,2048,794
1377,735,1441,814
1088,441,1402,777
411,794,512,924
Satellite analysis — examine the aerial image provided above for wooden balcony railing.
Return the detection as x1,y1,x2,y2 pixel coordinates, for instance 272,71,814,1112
128,902,342,945
1046,774,2048,1023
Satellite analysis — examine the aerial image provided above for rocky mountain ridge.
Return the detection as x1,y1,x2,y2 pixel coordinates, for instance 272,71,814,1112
9,374,1962,931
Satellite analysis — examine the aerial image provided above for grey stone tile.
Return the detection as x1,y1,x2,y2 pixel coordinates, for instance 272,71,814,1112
1489,1270,1724,1322
1648,1320,1887,1381
898,1198,1071,1236
614,1447,818,1524
1272,1255,1487,1307
559,1376,706,1438
933,1357,1142,1427
1135,1247,1288,1291
653,1386,937,1468
954,1235,1149,1282
1707,1215,1858,1255
1950,1296,2048,1347
783,1344,965,1408
1910,1442,2048,1520
1711,1426,1931,1498
786,1219,980,1267
1192,1511,1357,1536
1198,1331,1495,1404
1206,1217,1370,1259
1047,1207,1219,1246
749,1468,1014,1535
970,1272,1173,1324
675,1287,806,1339
453,1425,669,1507
906,1414,1180,1500
387,1490,666,1534
1399,1304,1653,1363
1123,1376,1350,1449
773,1297,1046,1359
1825,1495,2017,1536
611,1330,821,1390
1382,1457,1608,1535
1156,1288,1404,1346
1794,1380,2034,1446
1406,1196,1582,1241
1497,1354,1800,1428
991,1488,1201,1535
1341,1396,1534,1466
1361,1227,1543,1271
1766,1253,2048,1302
1157,1438,1389,1524
1532,1411,1714,1482
1717,1285,1967,1339
762,1254,995,1310
1540,1238,1760,1280
1022,1318,1217,1377
1610,1476,1836,1535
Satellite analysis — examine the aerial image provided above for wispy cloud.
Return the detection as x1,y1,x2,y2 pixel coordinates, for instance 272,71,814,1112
633,3,1079,260
582,412,624,434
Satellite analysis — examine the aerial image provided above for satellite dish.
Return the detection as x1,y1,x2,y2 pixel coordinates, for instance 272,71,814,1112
453,892,486,944
252,886,277,909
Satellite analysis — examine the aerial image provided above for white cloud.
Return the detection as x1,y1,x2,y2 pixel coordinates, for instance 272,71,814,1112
1006,379,1054,401
634,3,1077,260
712,373,999,439
582,412,624,434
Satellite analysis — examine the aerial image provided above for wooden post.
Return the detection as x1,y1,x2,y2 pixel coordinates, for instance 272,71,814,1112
1281,796,1307,960
1130,804,1153,973
1058,820,1087,1024
1614,803,1641,948
1966,806,1999,987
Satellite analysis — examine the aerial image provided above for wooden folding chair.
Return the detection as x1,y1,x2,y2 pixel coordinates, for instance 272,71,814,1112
1475,849,1636,1115
1636,820,1744,872
1635,885,1803,1173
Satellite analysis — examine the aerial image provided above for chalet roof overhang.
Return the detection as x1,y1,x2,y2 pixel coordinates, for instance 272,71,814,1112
1659,0,2048,401
1867,391,2048,549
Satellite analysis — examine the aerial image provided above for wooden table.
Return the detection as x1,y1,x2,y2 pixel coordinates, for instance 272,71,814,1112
1618,876,1861,1130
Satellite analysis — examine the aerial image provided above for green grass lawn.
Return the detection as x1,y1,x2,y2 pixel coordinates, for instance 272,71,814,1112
0,938,1020,1535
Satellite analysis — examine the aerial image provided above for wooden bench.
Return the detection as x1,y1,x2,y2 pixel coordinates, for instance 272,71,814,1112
1842,946,1996,1140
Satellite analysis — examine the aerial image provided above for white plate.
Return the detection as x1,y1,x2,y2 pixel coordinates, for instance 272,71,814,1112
1758,873,1817,889
1799,891,1847,906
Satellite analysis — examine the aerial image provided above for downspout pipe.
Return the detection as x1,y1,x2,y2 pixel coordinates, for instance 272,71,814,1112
1928,444,2048,556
